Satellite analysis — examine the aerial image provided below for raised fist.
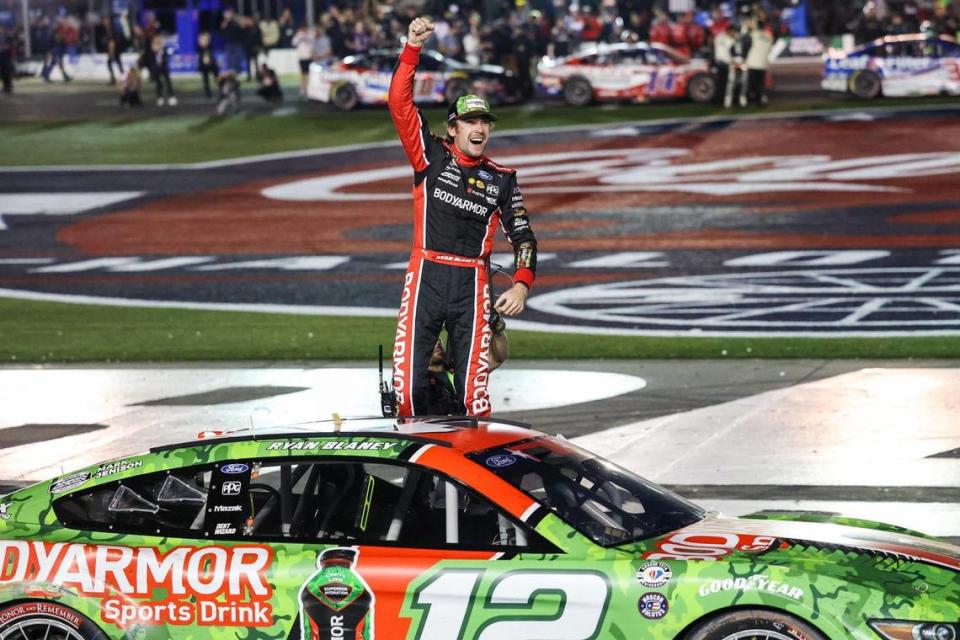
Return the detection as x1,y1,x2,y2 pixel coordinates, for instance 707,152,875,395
407,16,435,47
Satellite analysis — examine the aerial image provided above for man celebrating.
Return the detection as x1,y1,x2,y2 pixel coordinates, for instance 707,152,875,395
388,16,537,417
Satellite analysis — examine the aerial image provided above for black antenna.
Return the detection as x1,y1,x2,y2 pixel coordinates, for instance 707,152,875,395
379,345,397,418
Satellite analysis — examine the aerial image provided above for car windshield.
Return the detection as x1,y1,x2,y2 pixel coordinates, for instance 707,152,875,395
468,437,705,546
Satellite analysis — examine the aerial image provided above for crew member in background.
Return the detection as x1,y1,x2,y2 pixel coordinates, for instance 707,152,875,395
712,22,736,105
197,31,219,99
0,26,13,94
745,16,773,106
388,16,537,418
143,35,177,106
725,19,749,108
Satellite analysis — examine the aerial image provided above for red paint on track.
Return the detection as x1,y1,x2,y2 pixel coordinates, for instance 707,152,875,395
57,117,960,256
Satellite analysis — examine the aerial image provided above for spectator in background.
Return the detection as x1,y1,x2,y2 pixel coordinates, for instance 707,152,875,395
928,3,959,36
292,24,314,98
259,13,280,51
851,3,885,43
142,34,177,106
257,62,283,102
31,16,53,60
324,9,347,58
197,31,219,98
350,19,371,53
277,8,295,48
118,65,142,106
41,17,72,82
143,11,159,41
220,8,245,76
243,16,262,81
0,25,13,94
649,8,671,46
217,69,240,115
313,25,331,65
708,5,730,38
95,15,123,85
463,13,482,64
886,13,911,36
744,15,773,106
512,21,534,99
712,21,735,105
580,5,602,42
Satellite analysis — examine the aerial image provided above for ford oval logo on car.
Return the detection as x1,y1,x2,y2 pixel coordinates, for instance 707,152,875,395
485,454,517,468
221,463,249,474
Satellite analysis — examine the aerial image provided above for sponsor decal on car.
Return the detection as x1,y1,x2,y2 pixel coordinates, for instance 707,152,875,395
95,459,143,478
300,547,375,639
49,472,91,494
221,463,249,475
266,440,399,451
638,592,669,619
698,576,804,600
644,526,777,561
221,480,243,496
0,541,275,627
0,602,82,629
485,454,517,468
214,504,243,513
636,561,672,588
0,504,9,521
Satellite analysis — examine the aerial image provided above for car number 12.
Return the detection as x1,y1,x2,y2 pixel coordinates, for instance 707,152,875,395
409,569,611,640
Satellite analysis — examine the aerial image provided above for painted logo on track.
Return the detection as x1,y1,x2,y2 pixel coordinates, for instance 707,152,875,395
527,267,960,336
5,114,960,337
260,149,960,201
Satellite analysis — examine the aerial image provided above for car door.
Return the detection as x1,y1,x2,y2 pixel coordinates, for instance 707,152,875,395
249,452,614,640
47,459,282,640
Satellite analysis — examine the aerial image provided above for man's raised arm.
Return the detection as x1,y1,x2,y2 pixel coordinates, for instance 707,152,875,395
388,17,435,172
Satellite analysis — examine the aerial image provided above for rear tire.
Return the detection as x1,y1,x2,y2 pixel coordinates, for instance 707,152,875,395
331,82,359,110
0,601,106,639
684,609,826,640
849,70,882,99
687,72,717,104
563,76,593,106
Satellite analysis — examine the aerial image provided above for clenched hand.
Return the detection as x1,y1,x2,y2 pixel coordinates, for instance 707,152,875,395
407,17,435,47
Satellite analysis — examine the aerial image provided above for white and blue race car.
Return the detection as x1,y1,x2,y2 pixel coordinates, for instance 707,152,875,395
308,48,517,110
822,33,960,99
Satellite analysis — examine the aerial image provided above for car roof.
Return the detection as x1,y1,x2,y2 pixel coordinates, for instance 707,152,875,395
860,32,958,49
151,416,544,456
559,41,687,62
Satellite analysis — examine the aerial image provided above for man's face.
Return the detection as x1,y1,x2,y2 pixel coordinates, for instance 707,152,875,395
448,116,492,159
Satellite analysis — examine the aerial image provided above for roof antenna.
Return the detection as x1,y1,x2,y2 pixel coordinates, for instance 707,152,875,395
332,413,343,434
379,344,397,419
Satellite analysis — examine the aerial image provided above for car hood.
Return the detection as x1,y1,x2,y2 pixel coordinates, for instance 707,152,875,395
625,513,960,572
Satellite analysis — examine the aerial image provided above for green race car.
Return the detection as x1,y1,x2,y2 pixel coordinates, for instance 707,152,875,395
0,417,956,640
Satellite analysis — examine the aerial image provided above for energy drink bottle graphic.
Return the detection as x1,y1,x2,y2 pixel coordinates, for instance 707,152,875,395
300,547,375,640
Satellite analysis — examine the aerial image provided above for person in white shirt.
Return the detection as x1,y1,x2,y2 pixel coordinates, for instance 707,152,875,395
292,26,315,97
745,17,774,106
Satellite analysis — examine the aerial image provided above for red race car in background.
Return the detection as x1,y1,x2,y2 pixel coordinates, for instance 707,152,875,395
536,41,717,106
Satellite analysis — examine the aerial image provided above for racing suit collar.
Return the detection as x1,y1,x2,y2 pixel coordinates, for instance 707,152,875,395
445,141,484,167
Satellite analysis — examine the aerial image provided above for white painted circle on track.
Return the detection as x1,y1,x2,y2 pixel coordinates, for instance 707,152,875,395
527,267,960,336
0,368,646,480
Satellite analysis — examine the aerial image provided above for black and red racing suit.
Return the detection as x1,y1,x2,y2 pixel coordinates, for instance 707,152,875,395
388,43,537,417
